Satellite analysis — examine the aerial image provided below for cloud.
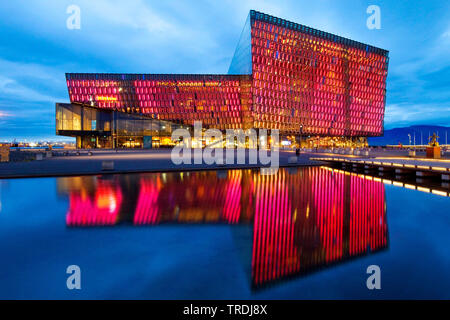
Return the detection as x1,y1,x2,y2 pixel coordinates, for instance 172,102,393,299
0,111,11,118
0,58,67,136
0,58,62,82
0,75,64,103
391,21,450,78
86,0,178,35
442,26,450,39
385,103,450,128
0,58,68,139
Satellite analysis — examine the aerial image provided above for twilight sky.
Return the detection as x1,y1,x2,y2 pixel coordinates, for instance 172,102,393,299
0,0,449,140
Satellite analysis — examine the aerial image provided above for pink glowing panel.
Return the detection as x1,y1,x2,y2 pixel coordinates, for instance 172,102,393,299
66,181,123,226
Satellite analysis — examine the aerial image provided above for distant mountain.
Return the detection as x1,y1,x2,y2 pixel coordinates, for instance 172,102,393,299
368,125,450,146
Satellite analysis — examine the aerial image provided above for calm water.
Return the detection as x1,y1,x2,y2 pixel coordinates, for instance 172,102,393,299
0,167,449,299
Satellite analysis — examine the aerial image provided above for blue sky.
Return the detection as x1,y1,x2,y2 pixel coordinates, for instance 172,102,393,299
0,0,449,140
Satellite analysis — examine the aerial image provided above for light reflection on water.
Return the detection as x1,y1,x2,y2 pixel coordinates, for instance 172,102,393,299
57,167,388,288
1,166,450,299
0,181,2,214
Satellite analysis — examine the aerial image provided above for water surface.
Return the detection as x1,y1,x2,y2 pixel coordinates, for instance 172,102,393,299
0,167,449,299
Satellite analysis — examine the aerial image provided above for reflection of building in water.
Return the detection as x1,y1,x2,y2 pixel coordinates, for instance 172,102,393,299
66,179,123,226
134,170,246,225
58,167,387,287
0,181,3,213
251,168,387,287
59,170,254,226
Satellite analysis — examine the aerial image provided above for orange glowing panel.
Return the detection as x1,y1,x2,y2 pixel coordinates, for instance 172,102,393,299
95,96,118,101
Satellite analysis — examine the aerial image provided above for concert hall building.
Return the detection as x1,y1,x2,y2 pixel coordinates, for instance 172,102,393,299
56,10,389,149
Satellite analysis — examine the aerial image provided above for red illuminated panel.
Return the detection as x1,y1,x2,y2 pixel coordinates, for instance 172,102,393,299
133,79,252,130
349,175,387,255
66,180,123,226
250,12,388,136
66,75,253,131
67,79,123,110
222,170,243,224
252,171,297,285
134,178,162,225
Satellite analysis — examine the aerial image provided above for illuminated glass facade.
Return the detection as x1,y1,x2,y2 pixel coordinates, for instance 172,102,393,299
65,74,253,130
56,102,187,148
57,10,388,148
248,11,388,136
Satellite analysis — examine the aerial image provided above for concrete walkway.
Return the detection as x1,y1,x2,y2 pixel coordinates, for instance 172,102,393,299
310,154,450,170
0,150,322,179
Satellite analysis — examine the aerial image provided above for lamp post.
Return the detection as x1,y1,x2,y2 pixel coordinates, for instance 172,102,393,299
299,125,303,146
297,125,303,156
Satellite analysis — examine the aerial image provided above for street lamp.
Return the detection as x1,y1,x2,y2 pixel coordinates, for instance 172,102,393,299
297,125,303,156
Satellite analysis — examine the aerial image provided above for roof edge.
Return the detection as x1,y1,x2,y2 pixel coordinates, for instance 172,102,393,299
250,10,389,57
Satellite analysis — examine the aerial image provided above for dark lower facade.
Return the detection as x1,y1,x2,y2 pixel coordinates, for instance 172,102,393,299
56,103,188,149
56,102,369,149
